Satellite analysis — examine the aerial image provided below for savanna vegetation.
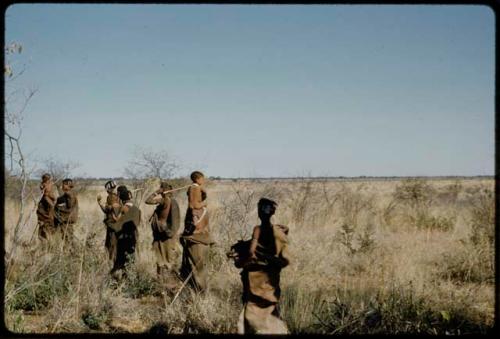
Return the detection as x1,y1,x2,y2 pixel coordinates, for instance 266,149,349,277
3,176,495,334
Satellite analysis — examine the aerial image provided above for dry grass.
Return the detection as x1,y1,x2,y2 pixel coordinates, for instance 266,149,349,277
3,177,495,334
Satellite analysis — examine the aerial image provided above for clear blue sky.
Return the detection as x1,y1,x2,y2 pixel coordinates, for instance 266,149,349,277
5,4,495,178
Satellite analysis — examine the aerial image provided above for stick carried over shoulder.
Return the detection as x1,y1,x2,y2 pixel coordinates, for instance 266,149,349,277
162,184,192,194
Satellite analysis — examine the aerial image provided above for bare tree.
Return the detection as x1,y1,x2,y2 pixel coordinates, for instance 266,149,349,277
36,155,81,187
123,146,180,206
124,145,180,180
4,41,39,277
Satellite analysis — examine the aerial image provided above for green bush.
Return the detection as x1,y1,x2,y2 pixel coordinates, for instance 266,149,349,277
412,212,455,232
81,306,109,330
8,260,72,311
393,178,435,208
122,263,162,298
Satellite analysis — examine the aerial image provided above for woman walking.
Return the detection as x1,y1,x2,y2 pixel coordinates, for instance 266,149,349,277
179,171,214,292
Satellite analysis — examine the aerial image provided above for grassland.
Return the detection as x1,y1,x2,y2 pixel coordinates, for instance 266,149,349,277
3,177,495,334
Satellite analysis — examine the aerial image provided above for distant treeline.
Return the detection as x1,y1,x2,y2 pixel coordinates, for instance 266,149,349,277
19,175,494,185
210,175,495,182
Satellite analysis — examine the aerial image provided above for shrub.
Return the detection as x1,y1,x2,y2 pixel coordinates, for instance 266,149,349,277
393,178,435,208
281,284,325,333
439,242,494,284
411,212,455,232
81,307,108,330
312,283,489,334
7,256,73,312
391,179,455,232
336,223,376,255
122,263,162,298
335,184,375,227
468,187,494,248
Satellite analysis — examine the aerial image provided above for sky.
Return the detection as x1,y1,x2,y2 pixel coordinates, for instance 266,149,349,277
4,4,495,178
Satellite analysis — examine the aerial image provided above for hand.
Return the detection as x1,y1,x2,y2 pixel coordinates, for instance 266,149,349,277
156,188,163,194
267,255,288,268
97,194,102,202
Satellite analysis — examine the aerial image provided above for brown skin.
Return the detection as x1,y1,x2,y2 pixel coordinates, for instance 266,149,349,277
61,182,75,208
97,188,120,218
41,179,56,207
145,187,172,224
37,179,57,227
54,181,79,227
61,182,72,194
249,203,288,268
189,176,207,209
97,187,116,202
249,204,273,259
97,188,118,210
111,193,131,222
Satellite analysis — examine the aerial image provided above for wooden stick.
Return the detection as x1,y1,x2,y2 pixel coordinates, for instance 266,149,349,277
162,184,192,194
74,224,89,320
170,270,193,306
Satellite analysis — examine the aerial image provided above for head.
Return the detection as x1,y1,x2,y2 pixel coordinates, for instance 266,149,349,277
160,181,173,194
62,178,74,192
116,185,129,200
40,173,52,190
41,173,52,184
117,185,131,202
258,198,278,221
190,171,205,185
104,180,117,194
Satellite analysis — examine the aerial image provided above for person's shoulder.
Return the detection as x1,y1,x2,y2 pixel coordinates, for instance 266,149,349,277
274,224,289,235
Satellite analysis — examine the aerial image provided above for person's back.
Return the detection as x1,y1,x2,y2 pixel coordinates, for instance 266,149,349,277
115,202,140,241
151,196,181,240
146,182,182,282
104,192,120,224
37,174,57,242
167,197,181,235
180,171,213,292
37,183,56,225
110,187,141,276
98,180,121,261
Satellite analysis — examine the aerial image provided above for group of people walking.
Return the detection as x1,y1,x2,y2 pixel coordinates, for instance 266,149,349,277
36,170,291,334
36,174,79,247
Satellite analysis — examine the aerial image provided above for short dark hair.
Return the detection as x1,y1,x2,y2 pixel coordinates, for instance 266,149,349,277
258,198,278,209
41,173,51,182
117,185,128,196
118,186,131,201
190,171,204,182
62,178,74,188
160,181,172,190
